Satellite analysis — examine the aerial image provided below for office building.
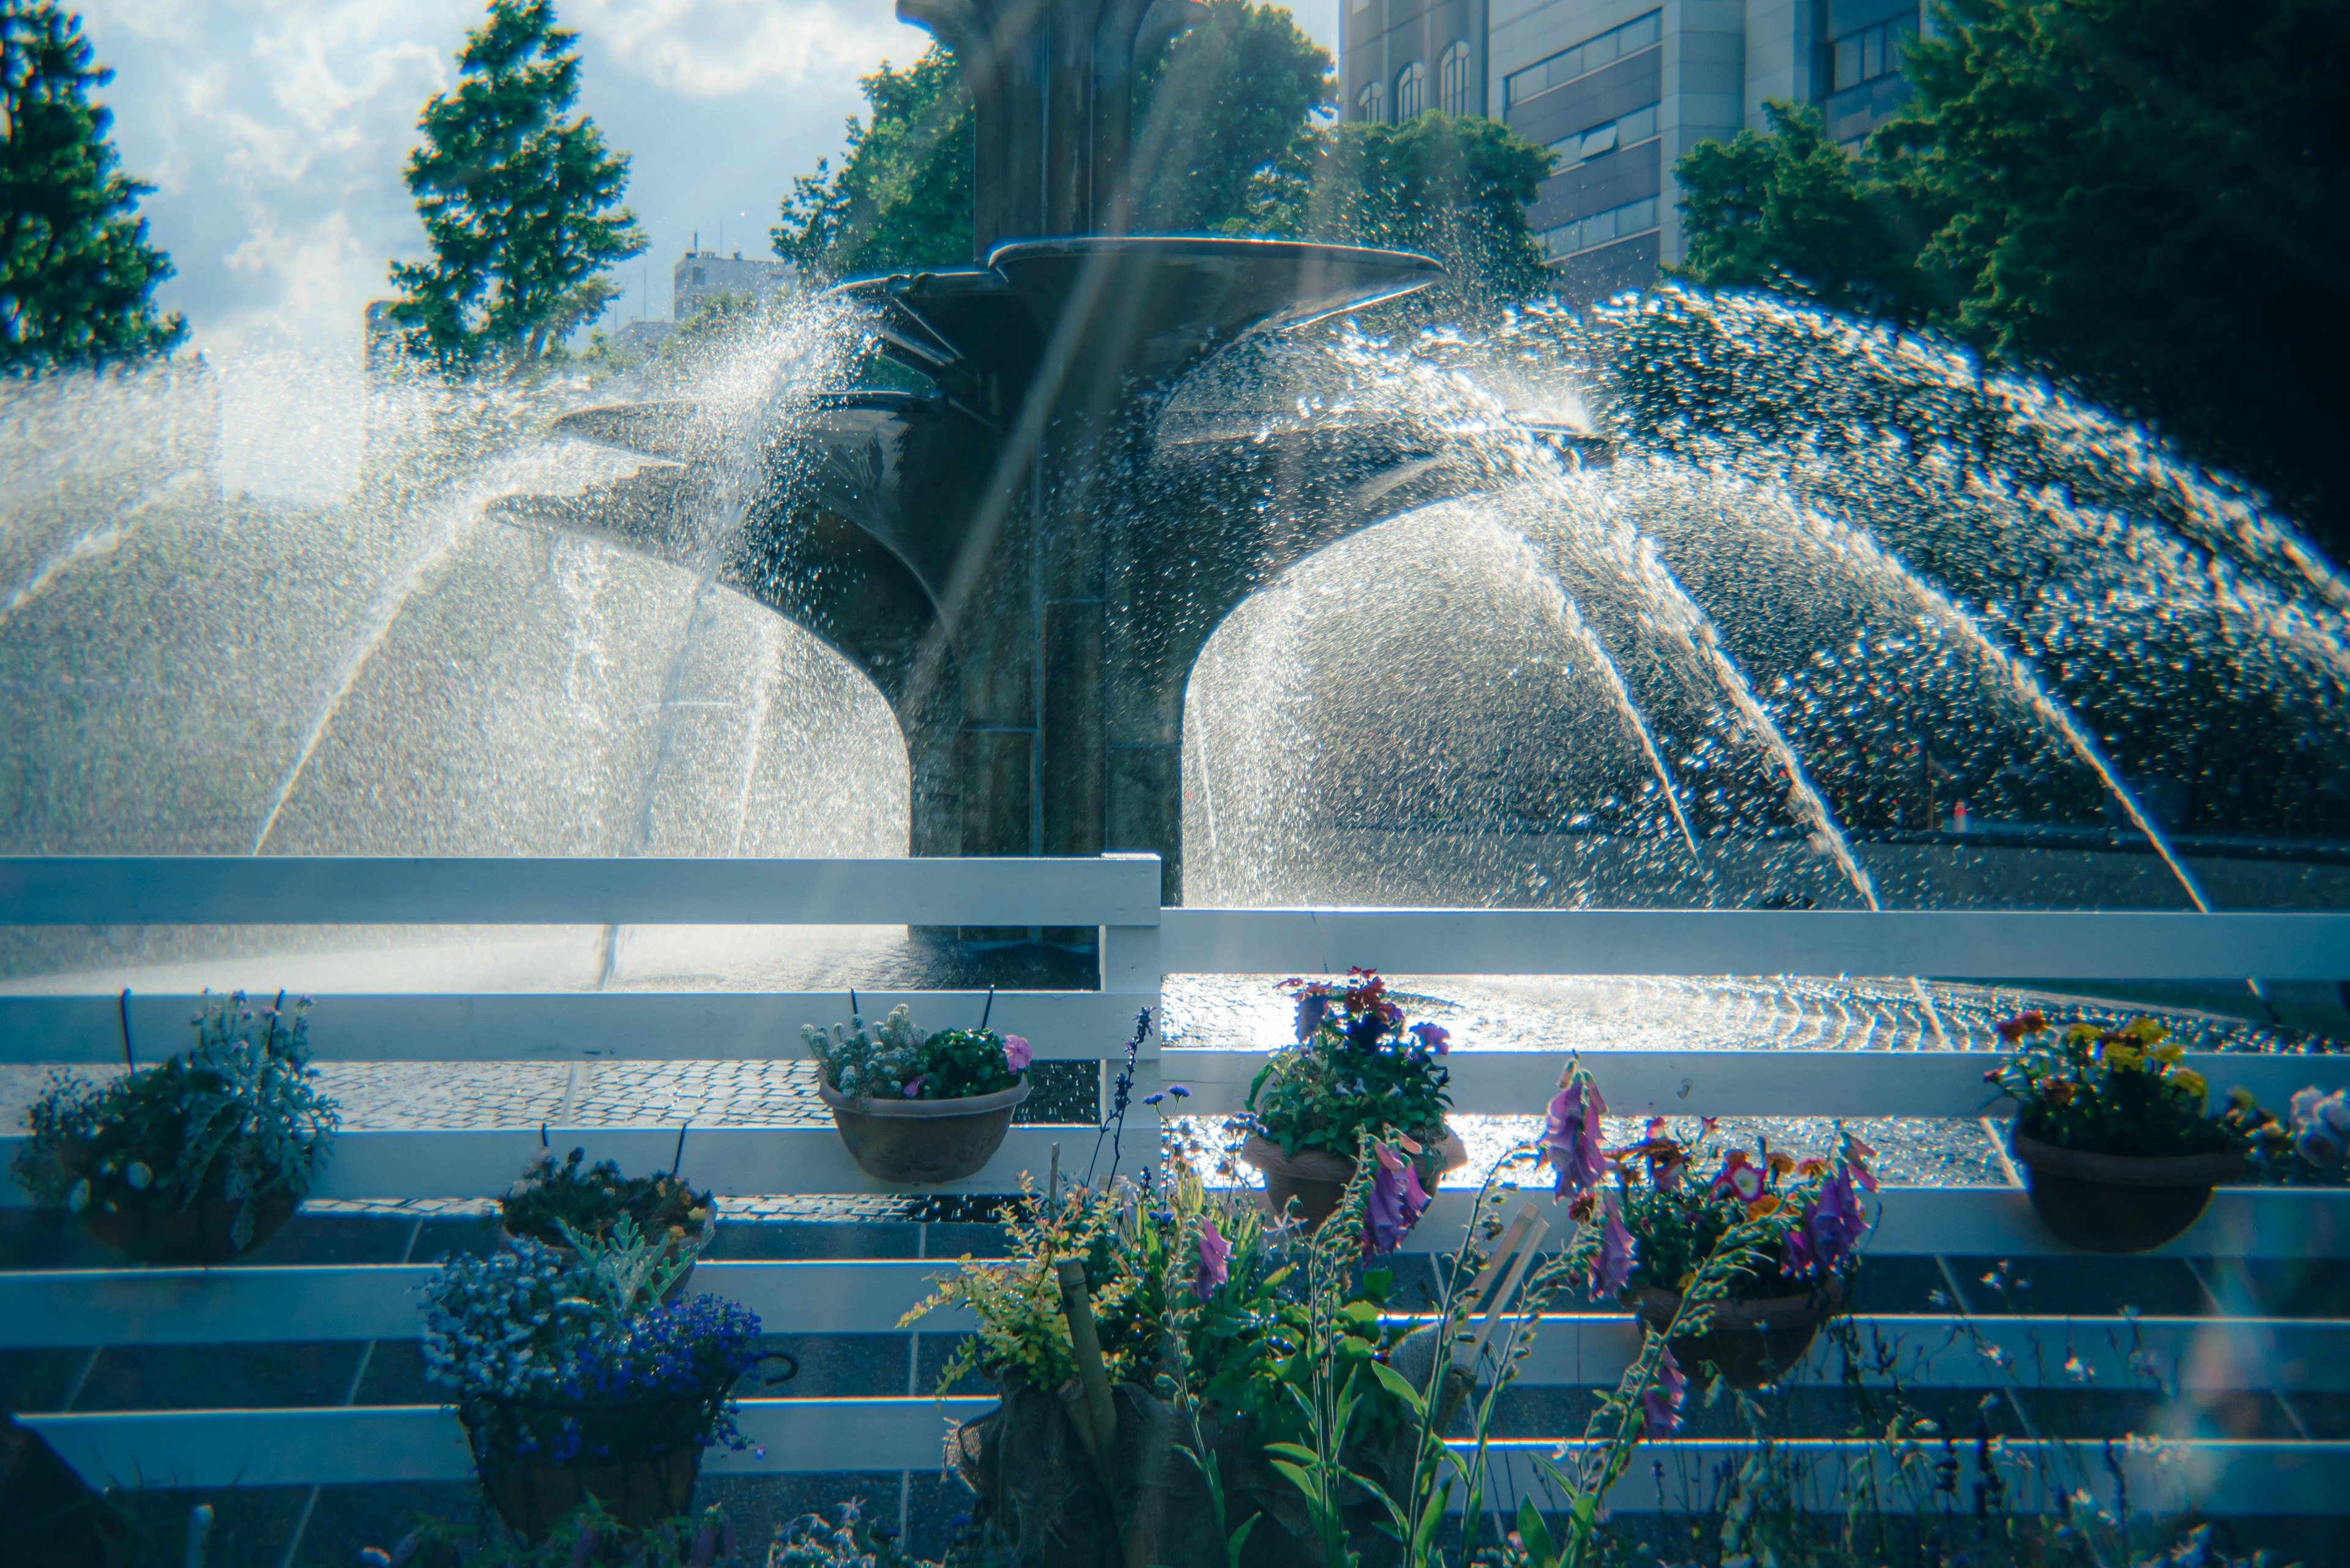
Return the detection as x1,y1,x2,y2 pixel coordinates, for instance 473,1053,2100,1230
1340,0,1926,302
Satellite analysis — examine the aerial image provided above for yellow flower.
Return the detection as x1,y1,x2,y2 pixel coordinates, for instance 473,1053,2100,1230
2171,1069,2206,1099
2103,1043,2144,1070
2125,1017,2168,1045
2152,1042,2185,1066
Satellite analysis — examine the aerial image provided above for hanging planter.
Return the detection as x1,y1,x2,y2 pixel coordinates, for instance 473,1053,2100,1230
1625,1277,1845,1389
1241,969,1458,1247
1243,1129,1467,1232
2009,1131,2245,1253
1988,1012,2272,1255
12,991,338,1266
1542,1058,1876,1389
499,1148,715,1302
802,1002,1031,1184
423,1239,778,1544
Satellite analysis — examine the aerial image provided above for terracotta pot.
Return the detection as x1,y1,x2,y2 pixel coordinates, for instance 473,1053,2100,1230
1626,1276,1845,1388
464,1391,718,1541
817,1075,1030,1184
2010,1128,2245,1253
1243,1130,1468,1232
477,1442,703,1542
76,1187,298,1266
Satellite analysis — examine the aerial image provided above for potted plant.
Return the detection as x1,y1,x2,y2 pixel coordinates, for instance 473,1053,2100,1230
1988,1012,2264,1252
911,1165,1431,1568
501,1147,715,1299
10,991,339,1264
422,1222,779,1542
1543,1062,1875,1387
1240,969,1464,1233
802,1003,1031,1184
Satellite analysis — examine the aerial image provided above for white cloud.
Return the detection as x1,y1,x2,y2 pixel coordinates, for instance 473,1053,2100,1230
80,0,926,362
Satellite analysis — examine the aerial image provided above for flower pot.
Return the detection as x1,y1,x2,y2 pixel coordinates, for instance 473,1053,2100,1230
463,1392,715,1541
73,1180,298,1266
1242,1130,1468,1231
816,1075,1030,1184
2009,1129,2246,1253
1627,1277,1845,1389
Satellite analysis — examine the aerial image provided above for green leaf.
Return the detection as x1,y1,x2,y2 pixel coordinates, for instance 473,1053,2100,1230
1368,1358,1428,1413
1267,1458,1318,1499
1225,1515,1260,1566
1262,1441,1320,1465
1518,1497,1559,1568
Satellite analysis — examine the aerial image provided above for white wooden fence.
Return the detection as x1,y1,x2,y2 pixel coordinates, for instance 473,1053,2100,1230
5,854,2349,1515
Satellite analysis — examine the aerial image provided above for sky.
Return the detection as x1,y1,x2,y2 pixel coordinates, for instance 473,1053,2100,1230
83,0,1346,362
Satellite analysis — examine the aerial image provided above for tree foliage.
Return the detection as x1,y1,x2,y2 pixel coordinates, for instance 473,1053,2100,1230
1247,113,1555,313
387,0,645,373
772,0,1552,314
0,2,182,368
1672,0,2350,547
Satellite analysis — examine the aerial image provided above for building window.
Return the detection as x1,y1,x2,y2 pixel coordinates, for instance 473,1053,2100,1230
1833,13,1917,90
1547,102,1660,165
1504,9,1662,109
1541,195,1662,260
1438,40,1472,116
1356,79,1385,122
1395,60,1427,120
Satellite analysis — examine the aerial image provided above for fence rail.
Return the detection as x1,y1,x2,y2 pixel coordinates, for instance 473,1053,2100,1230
7,853,2350,1515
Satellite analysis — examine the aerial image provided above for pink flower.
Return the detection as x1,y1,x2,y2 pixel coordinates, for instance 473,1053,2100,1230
1711,1151,1765,1203
1641,1343,1686,1436
903,1076,926,1099
1409,1022,1450,1055
1195,1214,1231,1301
1002,1035,1032,1073
1363,1141,1433,1256
1587,1188,1634,1298
1545,1070,1610,1200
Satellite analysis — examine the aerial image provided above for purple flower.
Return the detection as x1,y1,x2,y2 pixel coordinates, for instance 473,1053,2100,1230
1002,1035,1032,1073
1195,1214,1231,1300
1363,1142,1432,1256
903,1076,926,1099
1792,1162,1870,1279
1545,1070,1610,1200
1641,1343,1686,1436
1588,1188,1635,1298
1410,1023,1450,1055
1167,1083,1191,1099
1144,1092,1165,1106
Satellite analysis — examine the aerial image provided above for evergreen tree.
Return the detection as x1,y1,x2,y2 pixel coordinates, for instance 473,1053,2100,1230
1672,0,2350,548
0,2,183,368
388,0,645,373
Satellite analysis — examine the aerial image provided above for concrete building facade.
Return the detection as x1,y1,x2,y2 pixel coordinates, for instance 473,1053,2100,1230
1340,0,1925,302
673,250,796,321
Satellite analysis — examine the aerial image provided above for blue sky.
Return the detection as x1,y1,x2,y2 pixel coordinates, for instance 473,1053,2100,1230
84,0,1344,359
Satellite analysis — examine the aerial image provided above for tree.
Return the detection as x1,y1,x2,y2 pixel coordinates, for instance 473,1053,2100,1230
1673,0,2350,548
388,0,645,373
1671,102,1941,323
772,45,971,280
1127,0,1331,233
1248,113,1556,312
0,2,182,368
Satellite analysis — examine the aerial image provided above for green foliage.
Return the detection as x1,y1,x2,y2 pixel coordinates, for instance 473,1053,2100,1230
800,1002,1025,1102
498,1145,714,1250
1671,101,1939,322
367,1497,736,1567
0,2,182,367
1245,113,1557,313
1246,970,1453,1161
1671,0,2350,548
772,45,972,279
1988,1011,2261,1157
387,0,646,373
1127,0,1332,233
12,991,339,1246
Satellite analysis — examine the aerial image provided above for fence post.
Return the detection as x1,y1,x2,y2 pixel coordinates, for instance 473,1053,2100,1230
1096,854,1165,1151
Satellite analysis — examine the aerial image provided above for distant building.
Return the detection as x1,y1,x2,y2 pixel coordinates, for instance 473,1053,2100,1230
1341,0,1927,304
673,250,796,321
609,319,676,357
